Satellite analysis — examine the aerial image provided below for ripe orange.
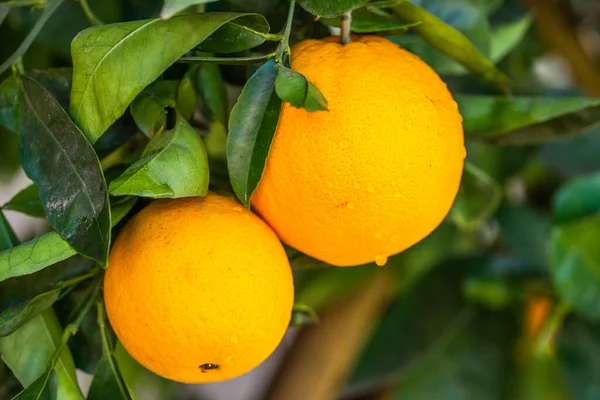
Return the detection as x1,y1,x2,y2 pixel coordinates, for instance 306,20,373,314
252,35,466,267
103,193,294,383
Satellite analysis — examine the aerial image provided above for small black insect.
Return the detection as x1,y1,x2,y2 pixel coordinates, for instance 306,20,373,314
199,363,220,372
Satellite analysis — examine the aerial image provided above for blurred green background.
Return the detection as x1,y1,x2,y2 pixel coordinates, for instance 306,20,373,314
3,0,600,399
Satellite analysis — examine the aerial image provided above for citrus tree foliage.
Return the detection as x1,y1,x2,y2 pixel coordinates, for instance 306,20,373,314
0,0,600,398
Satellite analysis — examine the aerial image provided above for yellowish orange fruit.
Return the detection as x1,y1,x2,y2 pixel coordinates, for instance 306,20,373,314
104,193,294,383
253,35,466,267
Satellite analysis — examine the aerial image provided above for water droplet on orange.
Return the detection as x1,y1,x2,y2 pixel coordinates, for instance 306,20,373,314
327,181,333,188
367,185,375,193
375,232,382,239
354,183,361,190
390,234,400,242
375,254,388,266
233,207,242,212
339,141,349,149
346,202,355,210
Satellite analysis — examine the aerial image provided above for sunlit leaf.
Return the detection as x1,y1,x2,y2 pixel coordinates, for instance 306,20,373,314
109,112,209,199
70,13,269,142
275,66,328,112
0,232,76,283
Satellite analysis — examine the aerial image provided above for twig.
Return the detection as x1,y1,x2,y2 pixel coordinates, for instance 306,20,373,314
78,0,102,26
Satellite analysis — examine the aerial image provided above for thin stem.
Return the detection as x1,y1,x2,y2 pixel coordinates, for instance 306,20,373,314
534,301,571,357
96,298,114,354
78,0,103,26
57,267,102,290
0,0,44,6
340,11,352,44
179,52,276,65
276,0,296,63
230,22,282,42
47,277,102,370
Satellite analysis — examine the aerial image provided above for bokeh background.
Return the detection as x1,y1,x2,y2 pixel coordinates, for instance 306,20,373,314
4,0,600,399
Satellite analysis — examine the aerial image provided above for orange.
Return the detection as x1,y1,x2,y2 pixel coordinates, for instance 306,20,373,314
252,35,465,267
104,193,294,383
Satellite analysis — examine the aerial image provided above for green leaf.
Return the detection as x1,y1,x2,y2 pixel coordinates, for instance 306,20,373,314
0,6,9,27
321,7,420,34
227,59,282,207
2,184,45,219
0,289,61,337
197,64,228,128
550,213,600,320
275,66,328,112
0,310,83,400
177,74,197,121
0,255,95,315
392,2,509,89
298,0,368,18
16,75,110,265
558,317,600,400
392,310,515,400
0,75,19,132
87,300,134,400
110,197,138,228
130,80,178,138
0,0,67,75
289,303,319,327
0,232,76,283
457,95,600,145
11,370,57,400
109,112,209,199
160,0,218,19
489,14,531,63
70,13,269,142
449,161,502,230
497,205,550,270
0,211,19,252
553,173,600,224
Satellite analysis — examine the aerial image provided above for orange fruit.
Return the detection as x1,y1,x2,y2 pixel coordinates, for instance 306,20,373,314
104,193,294,383
252,35,465,267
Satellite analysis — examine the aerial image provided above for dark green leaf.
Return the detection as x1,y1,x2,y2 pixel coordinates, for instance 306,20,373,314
87,356,134,400
298,0,368,18
275,66,328,112
177,74,197,121
0,75,19,132
0,232,76,283
0,310,82,400
550,213,600,320
392,310,515,400
0,6,8,27
458,95,600,145
0,0,67,75
289,303,319,327
110,197,138,228
11,370,57,400
2,184,45,219
0,255,95,314
558,317,600,400
321,7,420,33
197,64,228,127
17,75,110,265
70,13,269,142
497,205,550,270
449,161,502,230
160,0,218,19
392,3,509,89
227,59,282,207
0,211,19,252
87,300,134,400
54,283,110,375
553,173,600,224
129,81,178,138
0,289,61,337
26,69,73,111
109,112,209,199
